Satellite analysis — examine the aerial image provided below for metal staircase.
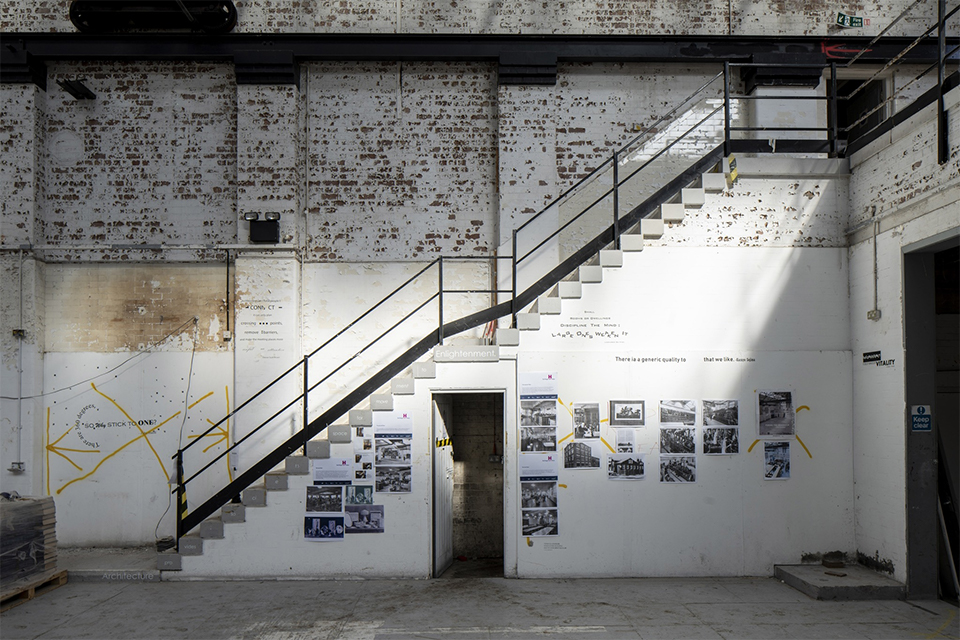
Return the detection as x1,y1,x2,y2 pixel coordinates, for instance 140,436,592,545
169,13,958,562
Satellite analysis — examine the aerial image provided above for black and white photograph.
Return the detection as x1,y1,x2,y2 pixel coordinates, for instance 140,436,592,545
703,400,739,426
758,391,795,436
306,485,343,512
703,427,740,455
521,398,557,426
563,440,601,469
304,515,345,540
375,465,411,492
659,455,697,483
608,453,646,480
355,469,368,480
521,481,558,508
375,437,412,465
764,441,791,480
660,427,695,454
520,426,557,452
345,504,385,533
609,400,645,426
660,399,697,425
573,402,601,439
616,428,635,453
521,508,559,536
346,485,374,505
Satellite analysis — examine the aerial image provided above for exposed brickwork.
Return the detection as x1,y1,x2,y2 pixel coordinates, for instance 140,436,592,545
2,0,934,35
44,263,229,352
237,84,303,244
35,62,237,261
306,62,497,261
0,84,40,246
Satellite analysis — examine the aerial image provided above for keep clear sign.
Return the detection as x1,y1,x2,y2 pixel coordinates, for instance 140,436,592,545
911,405,932,432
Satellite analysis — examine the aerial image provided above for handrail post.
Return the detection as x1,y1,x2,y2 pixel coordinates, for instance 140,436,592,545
723,62,731,157
938,0,947,165
829,62,839,157
612,150,620,249
438,257,444,345
511,231,518,328
175,451,185,544
302,357,308,455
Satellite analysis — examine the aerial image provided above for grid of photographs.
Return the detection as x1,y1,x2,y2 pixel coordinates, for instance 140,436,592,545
375,435,412,493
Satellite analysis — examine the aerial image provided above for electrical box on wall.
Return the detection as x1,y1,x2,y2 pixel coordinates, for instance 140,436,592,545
249,220,279,244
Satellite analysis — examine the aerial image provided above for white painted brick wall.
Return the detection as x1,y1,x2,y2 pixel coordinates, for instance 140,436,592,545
2,0,935,36
0,84,40,247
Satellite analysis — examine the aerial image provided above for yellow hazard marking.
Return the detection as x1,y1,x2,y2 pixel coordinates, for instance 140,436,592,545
600,437,615,453
795,435,813,459
923,609,957,639
435,438,452,448
747,439,761,453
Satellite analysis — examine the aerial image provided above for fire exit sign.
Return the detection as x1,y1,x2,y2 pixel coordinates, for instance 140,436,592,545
837,12,866,28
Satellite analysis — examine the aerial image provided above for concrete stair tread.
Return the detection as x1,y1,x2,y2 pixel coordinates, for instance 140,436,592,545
774,564,905,601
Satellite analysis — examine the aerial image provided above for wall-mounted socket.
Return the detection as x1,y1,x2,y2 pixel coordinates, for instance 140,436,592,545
223,330,232,342
867,309,882,321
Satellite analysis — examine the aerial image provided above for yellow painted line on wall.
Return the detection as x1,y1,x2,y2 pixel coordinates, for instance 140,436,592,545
45,408,50,495
557,432,573,444
600,437,615,453
188,391,214,409
558,398,574,417
747,439,761,453
796,405,810,413
558,484,567,488
57,412,179,494
600,418,608,424
795,435,813,459
92,382,168,479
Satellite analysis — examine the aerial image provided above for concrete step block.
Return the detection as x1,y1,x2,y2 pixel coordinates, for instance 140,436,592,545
580,265,603,283
306,439,330,459
702,172,726,192
265,472,288,491
496,328,520,346
641,218,664,238
620,234,644,252
285,455,310,475
327,423,352,443
661,202,685,223
558,281,582,298
413,361,436,379
242,486,267,507
391,377,415,395
200,517,224,539
599,249,623,268
349,409,372,427
681,187,705,207
157,551,182,571
517,313,540,331
179,535,203,556
370,394,393,411
537,296,562,315
221,503,245,523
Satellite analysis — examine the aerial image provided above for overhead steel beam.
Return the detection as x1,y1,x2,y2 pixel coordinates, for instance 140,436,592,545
2,33,954,88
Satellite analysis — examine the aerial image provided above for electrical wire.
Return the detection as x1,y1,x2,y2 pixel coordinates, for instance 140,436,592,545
155,317,199,542
0,317,198,400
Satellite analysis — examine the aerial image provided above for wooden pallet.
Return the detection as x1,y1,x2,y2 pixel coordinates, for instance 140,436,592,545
0,570,68,612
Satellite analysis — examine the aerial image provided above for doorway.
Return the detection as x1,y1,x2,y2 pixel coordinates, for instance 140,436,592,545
432,392,505,578
904,237,960,601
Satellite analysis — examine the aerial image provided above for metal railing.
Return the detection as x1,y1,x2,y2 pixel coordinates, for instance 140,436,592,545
173,5,958,541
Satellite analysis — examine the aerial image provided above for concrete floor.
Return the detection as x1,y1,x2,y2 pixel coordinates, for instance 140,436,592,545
3,569,958,640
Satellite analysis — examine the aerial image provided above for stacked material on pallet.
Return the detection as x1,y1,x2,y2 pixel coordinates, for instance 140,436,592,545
0,495,57,588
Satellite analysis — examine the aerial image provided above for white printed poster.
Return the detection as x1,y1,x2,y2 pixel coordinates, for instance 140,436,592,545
312,458,353,485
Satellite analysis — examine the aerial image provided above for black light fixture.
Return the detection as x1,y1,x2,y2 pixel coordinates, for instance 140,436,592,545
57,78,96,100
245,212,280,244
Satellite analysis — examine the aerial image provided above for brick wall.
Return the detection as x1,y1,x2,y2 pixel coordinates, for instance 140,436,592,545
1,0,936,36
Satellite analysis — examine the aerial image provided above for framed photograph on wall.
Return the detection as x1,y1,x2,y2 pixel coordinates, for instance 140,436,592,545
609,400,645,426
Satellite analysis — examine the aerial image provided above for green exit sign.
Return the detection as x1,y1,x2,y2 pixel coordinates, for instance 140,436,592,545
837,12,865,28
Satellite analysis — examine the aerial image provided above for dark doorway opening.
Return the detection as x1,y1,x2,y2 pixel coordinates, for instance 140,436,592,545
433,392,504,579
837,79,886,147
